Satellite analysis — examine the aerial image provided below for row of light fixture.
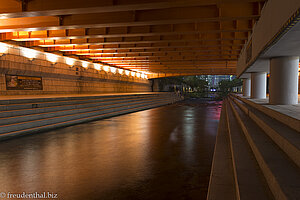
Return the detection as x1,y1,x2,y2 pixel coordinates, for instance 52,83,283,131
0,42,148,79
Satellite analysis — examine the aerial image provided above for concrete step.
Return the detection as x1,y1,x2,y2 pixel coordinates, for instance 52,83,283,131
0,94,163,111
231,94,299,132
0,96,153,118
229,99,300,200
0,96,171,124
0,98,173,134
0,93,166,105
0,100,170,141
230,96,300,168
226,100,273,200
207,100,236,200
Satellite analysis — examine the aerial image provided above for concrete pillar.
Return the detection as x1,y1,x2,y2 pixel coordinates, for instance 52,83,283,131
243,78,251,97
269,56,299,105
251,72,267,99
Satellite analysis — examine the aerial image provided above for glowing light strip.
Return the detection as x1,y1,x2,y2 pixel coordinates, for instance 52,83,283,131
0,42,151,79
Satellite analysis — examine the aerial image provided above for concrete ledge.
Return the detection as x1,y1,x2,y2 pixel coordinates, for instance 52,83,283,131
229,99,300,200
231,94,300,132
230,96,300,169
0,93,182,141
207,100,236,200
0,101,172,141
226,101,273,200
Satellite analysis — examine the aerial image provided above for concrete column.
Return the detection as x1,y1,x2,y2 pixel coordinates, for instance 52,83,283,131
269,56,299,105
243,78,251,97
251,72,267,99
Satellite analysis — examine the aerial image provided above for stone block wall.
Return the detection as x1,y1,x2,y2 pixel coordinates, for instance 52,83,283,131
0,46,151,95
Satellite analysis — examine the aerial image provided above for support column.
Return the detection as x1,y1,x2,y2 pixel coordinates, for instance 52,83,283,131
243,78,251,97
251,72,266,99
269,56,299,105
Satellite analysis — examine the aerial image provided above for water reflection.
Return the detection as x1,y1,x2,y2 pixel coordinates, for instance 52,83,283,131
0,99,222,200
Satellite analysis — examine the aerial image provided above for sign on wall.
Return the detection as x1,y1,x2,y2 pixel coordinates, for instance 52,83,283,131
5,75,43,90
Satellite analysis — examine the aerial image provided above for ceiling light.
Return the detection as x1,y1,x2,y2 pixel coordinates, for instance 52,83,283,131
65,58,75,66
110,67,117,73
0,43,8,55
82,61,89,68
118,69,124,74
94,63,101,70
22,48,37,60
103,65,110,72
46,53,58,64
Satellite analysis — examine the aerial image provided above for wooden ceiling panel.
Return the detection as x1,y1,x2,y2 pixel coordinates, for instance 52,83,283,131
0,0,267,77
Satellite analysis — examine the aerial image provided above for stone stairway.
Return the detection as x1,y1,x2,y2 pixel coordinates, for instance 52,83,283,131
207,96,300,200
0,93,182,141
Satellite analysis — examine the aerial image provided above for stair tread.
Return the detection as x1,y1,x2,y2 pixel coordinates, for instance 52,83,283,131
232,97,300,168
0,101,168,140
0,96,170,121
0,95,162,112
207,100,236,200
0,93,161,105
233,98,299,147
226,101,273,200
230,100,300,200
232,95,299,132
0,98,172,131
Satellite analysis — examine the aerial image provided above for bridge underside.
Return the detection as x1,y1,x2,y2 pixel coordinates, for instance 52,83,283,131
0,0,266,78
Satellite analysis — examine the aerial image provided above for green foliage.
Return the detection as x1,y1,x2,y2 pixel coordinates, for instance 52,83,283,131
218,78,243,98
157,76,208,92
183,76,208,92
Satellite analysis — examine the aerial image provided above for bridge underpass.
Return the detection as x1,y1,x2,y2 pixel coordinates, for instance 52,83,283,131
0,0,299,199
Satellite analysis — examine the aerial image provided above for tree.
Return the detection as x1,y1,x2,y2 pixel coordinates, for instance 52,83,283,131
184,76,208,92
218,78,243,98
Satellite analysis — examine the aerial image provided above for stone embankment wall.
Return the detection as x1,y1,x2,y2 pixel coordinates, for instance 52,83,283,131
0,45,151,95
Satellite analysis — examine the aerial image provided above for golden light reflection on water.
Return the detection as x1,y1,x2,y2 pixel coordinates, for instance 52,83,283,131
0,101,222,199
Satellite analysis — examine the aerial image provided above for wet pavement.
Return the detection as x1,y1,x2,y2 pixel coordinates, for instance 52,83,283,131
0,99,222,200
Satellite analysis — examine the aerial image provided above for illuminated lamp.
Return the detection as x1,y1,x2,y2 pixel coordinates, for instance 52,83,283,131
94,63,101,70
125,70,130,76
136,73,141,78
131,71,136,77
118,68,124,74
22,48,37,61
103,65,110,72
46,53,58,64
110,67,117,73
0,43,8,56
82,61,89,68
65,58,75,66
